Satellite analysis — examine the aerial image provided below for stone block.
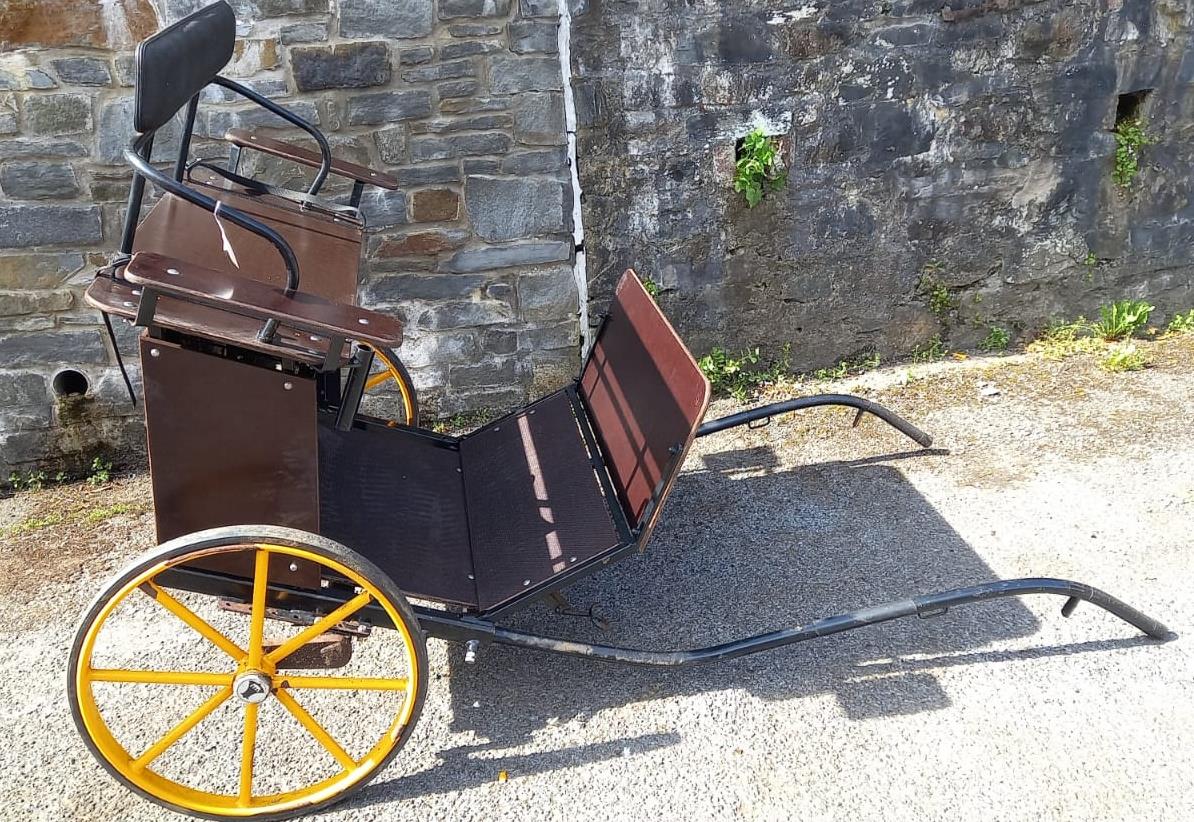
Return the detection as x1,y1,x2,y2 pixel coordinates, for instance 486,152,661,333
520,0,559,17
375,229,469,257
514,92,566,145
0,139,88,160
409,132,512,161
509,20,559,55
445,240,571,272
448,356,518,389
345,91,433,125
0,329,107,366
198,101,321,139
395,163,462,186
50,57,112,86
0,253,84,289
367,273,487,302
358,189,408,228
0,372,47,407
401,60,477,84
501,149,569,175
21,93,92,135
253,0,328,15
441,41,503,60
519,266,577,320
0,205,102,248
438,80,480,99
375,127,406,164
447,23,504,37
0,290,73,317
465,176,566,241
439,0,511,18
340,0,433,39
0,93,16,135
399,47,435,66
490,57,563,94
417,299,513,330
291,42,390,91
0,162,80,200
280,21,328,44
411,189,461,222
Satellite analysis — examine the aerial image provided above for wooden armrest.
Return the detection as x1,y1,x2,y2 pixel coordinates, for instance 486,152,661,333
124,252,402,349
225,128,398,190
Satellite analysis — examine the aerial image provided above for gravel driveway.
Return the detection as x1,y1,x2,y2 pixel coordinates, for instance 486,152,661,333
2,339,1192,821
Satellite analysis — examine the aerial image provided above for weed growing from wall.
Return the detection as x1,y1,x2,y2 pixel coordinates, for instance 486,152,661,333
733,129,787,207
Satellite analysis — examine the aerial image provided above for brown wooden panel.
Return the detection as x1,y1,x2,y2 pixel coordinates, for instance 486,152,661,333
125,252,402,348
86,275,350,367
225,128,400,189
134,180,362,306
141,336,320,587
579,271,710,540
317,421,477,607
462,391,620,611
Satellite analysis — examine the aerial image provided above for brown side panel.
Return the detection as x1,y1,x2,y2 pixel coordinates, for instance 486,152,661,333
579,271,710,533
133,189,361,305
141,336,320,586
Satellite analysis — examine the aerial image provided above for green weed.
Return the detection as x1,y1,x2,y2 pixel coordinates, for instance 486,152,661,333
1165,309,1194,335
1095,299,1154,340
911,336,947,362
86,456,113,488
812,351,881,381
1112,118,1151,189
733,129,787,208
980,326,1010,353
699,344,790,402
1100,343,1147,373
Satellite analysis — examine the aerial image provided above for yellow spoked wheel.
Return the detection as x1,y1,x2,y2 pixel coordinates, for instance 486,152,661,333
68,526,426,821
360,343,419,427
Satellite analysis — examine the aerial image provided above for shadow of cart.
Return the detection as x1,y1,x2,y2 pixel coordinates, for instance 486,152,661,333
347,445,1154,809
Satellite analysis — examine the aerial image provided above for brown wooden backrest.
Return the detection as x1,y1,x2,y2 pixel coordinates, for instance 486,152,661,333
579,270,710,541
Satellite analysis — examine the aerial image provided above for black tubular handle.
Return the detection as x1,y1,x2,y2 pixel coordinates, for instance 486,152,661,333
213,75,332,196
487,577,1172,667
124,131,301,295
696,393,934,447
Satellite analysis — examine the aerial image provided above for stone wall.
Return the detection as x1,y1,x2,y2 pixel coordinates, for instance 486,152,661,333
570,0,1194,366
0,0,577,476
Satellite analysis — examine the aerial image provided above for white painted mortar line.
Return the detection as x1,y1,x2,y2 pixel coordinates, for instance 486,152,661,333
556,1,591,355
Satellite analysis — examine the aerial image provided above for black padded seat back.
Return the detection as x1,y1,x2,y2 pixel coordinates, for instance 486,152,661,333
135,1,236,133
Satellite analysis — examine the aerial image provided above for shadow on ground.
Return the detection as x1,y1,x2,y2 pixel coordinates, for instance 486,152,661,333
345,443,1144,810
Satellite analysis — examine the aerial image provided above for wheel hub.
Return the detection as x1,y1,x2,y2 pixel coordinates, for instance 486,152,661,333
233,671,272,704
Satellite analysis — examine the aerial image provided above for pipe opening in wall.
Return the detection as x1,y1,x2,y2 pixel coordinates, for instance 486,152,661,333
52,369,90,398
1116,89,1152,126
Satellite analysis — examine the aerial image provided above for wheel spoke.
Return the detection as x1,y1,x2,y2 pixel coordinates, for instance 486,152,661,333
265,590,372,667
365,371,394,390
238,702,259,807
279,674,409,691
247,548,271,669
87,669,233,686
274,688,356,770
139,582,246,660
132,686,233,771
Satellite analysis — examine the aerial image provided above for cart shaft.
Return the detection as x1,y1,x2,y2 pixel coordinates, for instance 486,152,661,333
483,577,1172,666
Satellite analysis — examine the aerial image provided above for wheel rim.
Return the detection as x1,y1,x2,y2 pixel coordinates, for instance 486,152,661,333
360,343,417,427
73,543,421,818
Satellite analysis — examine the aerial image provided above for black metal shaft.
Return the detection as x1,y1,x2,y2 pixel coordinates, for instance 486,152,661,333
696,393,934,448
487,577,1171,666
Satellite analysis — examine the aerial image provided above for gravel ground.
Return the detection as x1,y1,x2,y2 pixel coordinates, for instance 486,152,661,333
2,335,1192,822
